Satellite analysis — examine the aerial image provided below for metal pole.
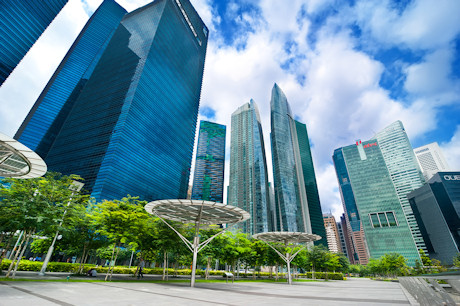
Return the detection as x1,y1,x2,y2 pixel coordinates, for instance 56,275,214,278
190,221,200,287
128,249,135,269
286,252,292,285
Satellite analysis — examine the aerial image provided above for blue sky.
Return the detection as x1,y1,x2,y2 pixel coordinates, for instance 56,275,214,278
0,0,459,218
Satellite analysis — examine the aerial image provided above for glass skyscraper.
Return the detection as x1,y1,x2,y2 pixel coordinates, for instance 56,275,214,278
270,83,311,233
333,148,369,265
375,121,427,253
16,0,208,202
228,100,271,234
15,0,127,157
0,0,68,85
191,121,226,203
333,137,420,266
295,120,328,246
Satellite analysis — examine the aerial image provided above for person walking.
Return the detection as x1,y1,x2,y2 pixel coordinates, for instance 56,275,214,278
137,258,145,279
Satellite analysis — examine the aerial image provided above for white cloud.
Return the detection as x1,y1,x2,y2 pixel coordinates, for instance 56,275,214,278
441,125,460,170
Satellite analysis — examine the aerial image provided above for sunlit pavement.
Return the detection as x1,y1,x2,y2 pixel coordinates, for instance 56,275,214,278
0,276,418,306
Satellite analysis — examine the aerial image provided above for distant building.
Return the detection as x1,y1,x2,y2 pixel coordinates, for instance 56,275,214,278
414,142,450,181
333,124,421,266
228,100,271,234
271,83,311,233
0,0,68,85
323,214,342,253
191,121,226,203
375,121,427,253
338,214,353,261
16,0,208,202
333,149,369,265
294,121,328,247
408,172,460,265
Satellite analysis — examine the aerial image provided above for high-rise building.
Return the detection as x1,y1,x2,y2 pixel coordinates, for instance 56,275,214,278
323,214,342,253
294,120,327,246
408,172,460,265
228,100,271,234
333,135,420,266
337,215,352,259
375,121,427,253
333,148,369,265
191,121,226,203
270,83,311,233
414,142,450,181
0,0,68,85
16,0,208,202
15,0,127,157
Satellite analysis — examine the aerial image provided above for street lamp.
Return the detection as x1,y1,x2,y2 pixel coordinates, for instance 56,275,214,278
39,180,84,275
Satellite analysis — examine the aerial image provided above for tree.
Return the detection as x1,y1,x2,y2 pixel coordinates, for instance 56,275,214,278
453,253,460,268
0,172,87,278
91,195,148,281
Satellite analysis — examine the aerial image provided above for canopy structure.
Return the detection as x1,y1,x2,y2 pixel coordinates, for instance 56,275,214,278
253,231,321,285
0,133,47,179
145,199,250,287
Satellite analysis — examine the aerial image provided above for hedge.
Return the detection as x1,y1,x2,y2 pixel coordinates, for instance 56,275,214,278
0,260,343,280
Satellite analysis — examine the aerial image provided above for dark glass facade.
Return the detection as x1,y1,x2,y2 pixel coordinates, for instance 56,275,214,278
15,0,127,157
408,172,460,264
0,0,68,85
229,100,271,234
191,121,226,203
17,0,208,202
294,120,327,246
271,84,310,233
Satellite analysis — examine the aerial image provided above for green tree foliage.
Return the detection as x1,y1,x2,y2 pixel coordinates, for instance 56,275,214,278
453,253,460,268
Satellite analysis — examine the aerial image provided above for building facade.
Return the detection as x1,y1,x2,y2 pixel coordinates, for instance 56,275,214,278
191,121,226,203
408,172,460,265
270,83,311,233
333,149,369,265
295,120,328,246
15,0,127,156
0,0,68,85
16,0,208,202
375,121,427,253
333,137,421,266
323,214,342,253
338,214,353,260
414,142,450,181
228,100,271,234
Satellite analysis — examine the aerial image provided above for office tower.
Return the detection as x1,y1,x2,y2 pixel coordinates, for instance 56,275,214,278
0,0,68,85
333,149,369,265
323,214,342,253
333,137,420,266
414,142,450,181
17,0,208,202
375,121,427,253
294,120,328,246
228,100,271,234
337,216,350,257
270,83,311,233
15,0,127,157
408,172,460,265
191,121,226,203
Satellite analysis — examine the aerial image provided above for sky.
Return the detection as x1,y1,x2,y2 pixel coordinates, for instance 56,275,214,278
0,0,459,219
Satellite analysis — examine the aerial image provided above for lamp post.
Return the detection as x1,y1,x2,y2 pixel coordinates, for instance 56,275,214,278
39,181,84,275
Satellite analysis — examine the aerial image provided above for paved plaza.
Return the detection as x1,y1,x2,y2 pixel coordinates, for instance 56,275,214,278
0,276,418,306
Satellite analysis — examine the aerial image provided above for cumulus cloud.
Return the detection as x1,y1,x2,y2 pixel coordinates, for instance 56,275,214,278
441,125,460,170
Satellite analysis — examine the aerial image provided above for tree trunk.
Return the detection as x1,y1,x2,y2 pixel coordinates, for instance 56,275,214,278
166,253,169,281
105,244,117,281
78,244,87,274
0,235,12,271
6,230,27,277
205,256,212,280
12,230,33,278
269,266,273,279
162,252,167,281
109,245,120,281
275,264,279,281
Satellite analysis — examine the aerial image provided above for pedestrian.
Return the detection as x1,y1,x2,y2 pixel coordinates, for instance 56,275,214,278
137,258,145,279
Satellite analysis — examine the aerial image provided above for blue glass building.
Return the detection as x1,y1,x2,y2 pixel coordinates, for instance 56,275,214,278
0,0,68,85
15,0,127,157
229,100,272,234
16,0,208,202
270,84,311,233
191,121,226,203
